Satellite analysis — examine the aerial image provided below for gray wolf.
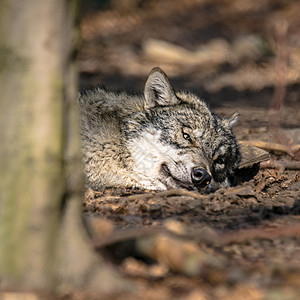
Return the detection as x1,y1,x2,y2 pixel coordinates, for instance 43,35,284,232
79,67,240,192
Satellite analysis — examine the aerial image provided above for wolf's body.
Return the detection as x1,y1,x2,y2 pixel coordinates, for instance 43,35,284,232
79,68,240,192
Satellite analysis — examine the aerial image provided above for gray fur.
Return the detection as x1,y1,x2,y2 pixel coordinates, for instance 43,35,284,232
79,68,240,192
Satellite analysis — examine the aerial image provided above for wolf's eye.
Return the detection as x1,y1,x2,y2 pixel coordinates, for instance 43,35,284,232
214,157,224,165
214,158,225,169
183,132,191,141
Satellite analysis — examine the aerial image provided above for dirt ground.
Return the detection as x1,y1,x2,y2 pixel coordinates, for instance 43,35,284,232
78,1,300,299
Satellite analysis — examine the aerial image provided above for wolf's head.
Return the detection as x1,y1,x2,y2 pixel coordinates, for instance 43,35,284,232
125,68,240,192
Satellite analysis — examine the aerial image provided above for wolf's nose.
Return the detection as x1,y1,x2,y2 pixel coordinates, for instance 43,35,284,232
191,168,211,188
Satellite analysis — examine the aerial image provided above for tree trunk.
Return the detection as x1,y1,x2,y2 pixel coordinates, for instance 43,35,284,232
0,0,128,293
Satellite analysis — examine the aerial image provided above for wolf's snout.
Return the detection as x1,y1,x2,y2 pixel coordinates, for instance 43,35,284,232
191,168,211,188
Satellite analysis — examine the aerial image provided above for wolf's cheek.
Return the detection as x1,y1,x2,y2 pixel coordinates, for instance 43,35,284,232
211,166,227,183
206,177,230,192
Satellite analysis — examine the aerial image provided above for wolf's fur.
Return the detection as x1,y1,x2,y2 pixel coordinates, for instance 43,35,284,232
79,68,240,192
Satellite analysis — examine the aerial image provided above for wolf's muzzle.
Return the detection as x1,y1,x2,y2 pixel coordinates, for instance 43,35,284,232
191,168,211,189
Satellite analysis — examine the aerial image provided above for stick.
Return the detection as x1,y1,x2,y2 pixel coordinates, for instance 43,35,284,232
125,188,206,201
269,20,290,147
239,140,300,157
93,223,300,250
219,223,300,245
260,159,300,171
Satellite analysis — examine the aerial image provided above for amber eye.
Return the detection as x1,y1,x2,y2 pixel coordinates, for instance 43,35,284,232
214,157,225,166
183,132,191,141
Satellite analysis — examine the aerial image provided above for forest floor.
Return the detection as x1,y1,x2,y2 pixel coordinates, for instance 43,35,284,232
78,0,300,299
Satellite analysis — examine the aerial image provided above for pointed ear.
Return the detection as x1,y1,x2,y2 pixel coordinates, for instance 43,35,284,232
227,112,239,128
144,67,179,109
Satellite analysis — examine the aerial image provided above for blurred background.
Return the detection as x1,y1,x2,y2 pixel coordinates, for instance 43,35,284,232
79,0,300,113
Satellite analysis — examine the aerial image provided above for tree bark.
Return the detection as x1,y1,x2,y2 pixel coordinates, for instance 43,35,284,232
0,0,128,293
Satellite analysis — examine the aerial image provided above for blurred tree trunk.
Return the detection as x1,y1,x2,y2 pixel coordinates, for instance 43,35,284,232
0,0,127,293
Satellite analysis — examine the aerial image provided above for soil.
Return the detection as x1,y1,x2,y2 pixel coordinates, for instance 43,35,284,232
79,1,300,299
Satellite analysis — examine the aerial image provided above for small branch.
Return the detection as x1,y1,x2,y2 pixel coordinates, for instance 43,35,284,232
269,20,290,146
93,223,300,252
125,188,206,201
239,140,300,157
260,159,300,171
219,223,300,245
93,228,159,249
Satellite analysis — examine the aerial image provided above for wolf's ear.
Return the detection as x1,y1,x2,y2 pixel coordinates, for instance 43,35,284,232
227,112,239,128
144,67,179,109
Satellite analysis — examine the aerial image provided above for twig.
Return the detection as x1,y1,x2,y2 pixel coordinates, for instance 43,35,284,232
260,159,300,171
269,20,290,147
125,188,206,201
219,223,300,245
239,140,300,157
93,223,300,250
93,228,159,248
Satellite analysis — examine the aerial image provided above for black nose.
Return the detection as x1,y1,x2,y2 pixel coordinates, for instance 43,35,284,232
191,168,211,188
